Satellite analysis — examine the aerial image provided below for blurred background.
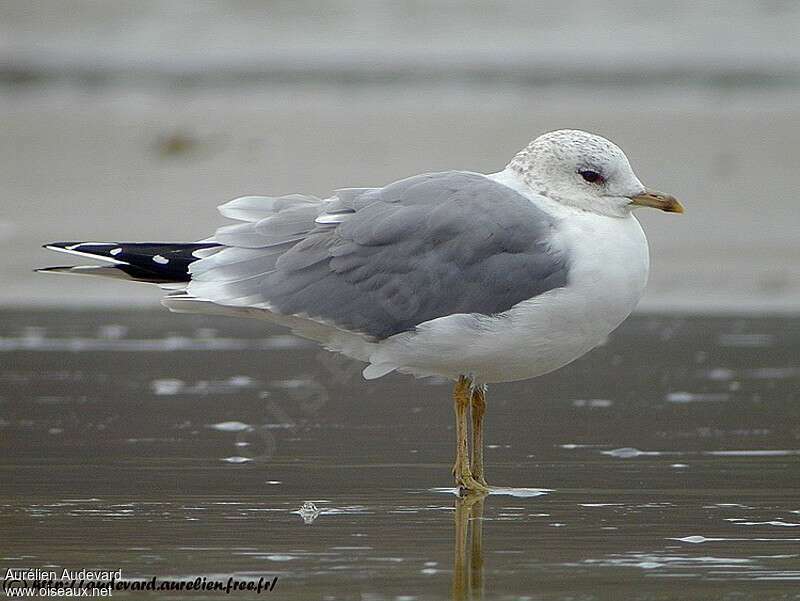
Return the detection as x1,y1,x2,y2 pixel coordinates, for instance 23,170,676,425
2,0,799,312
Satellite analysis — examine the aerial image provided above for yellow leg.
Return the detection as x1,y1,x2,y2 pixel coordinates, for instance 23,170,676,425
452,376,489,493
470,385,489,488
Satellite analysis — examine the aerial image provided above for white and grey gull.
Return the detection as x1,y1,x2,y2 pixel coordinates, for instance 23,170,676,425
41,129,683,493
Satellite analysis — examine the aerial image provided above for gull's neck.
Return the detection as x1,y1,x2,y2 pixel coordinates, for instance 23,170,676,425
486,167,579,219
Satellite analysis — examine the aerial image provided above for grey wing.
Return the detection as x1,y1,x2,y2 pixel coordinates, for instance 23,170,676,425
187,172,569,340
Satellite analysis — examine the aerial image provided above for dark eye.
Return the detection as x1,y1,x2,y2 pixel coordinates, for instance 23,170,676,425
579,170,604,184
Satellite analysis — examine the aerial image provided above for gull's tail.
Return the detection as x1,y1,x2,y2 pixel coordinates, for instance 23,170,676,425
38,241,219,285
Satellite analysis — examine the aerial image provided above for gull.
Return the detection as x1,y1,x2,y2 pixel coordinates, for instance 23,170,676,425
40,129,683,493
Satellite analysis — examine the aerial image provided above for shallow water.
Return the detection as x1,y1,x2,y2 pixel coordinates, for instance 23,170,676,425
1,310,799,600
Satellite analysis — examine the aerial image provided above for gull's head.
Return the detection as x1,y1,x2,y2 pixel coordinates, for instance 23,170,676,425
509,129,683,217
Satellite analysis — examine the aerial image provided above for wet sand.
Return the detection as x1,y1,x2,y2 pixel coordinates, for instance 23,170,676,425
2,310,799,599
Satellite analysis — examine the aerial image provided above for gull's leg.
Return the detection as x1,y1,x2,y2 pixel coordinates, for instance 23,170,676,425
470,384,489,488
452,376,489,493
452,376,471,487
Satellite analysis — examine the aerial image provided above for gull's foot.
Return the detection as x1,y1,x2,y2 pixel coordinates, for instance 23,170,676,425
470,465,488,488
457,476,490,495
453,465,491,494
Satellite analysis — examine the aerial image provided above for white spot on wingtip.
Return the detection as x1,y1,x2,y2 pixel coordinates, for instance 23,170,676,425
110,248,122,256
153,255,169,264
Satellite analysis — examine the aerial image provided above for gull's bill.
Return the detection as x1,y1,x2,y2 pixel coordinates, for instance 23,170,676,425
629,189,684,213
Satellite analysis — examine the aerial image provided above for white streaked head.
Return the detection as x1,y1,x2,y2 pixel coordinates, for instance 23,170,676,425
509,129,682,217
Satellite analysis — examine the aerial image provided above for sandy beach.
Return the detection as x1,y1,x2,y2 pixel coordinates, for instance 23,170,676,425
2,86,799,312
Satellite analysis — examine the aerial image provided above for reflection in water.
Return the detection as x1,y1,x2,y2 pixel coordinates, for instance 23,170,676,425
453,493,486,601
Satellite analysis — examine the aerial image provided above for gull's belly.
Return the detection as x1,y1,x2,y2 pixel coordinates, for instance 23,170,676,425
375,213,650,383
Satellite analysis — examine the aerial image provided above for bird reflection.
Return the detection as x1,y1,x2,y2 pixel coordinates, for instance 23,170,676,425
453,492,487,601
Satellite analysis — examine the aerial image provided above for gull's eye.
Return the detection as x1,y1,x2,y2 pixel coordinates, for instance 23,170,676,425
579,170,605,184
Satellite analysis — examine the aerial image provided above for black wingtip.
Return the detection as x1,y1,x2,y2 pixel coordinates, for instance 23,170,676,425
40,242,219,283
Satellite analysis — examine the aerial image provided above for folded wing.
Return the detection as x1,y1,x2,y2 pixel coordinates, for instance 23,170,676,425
186,171,569,340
